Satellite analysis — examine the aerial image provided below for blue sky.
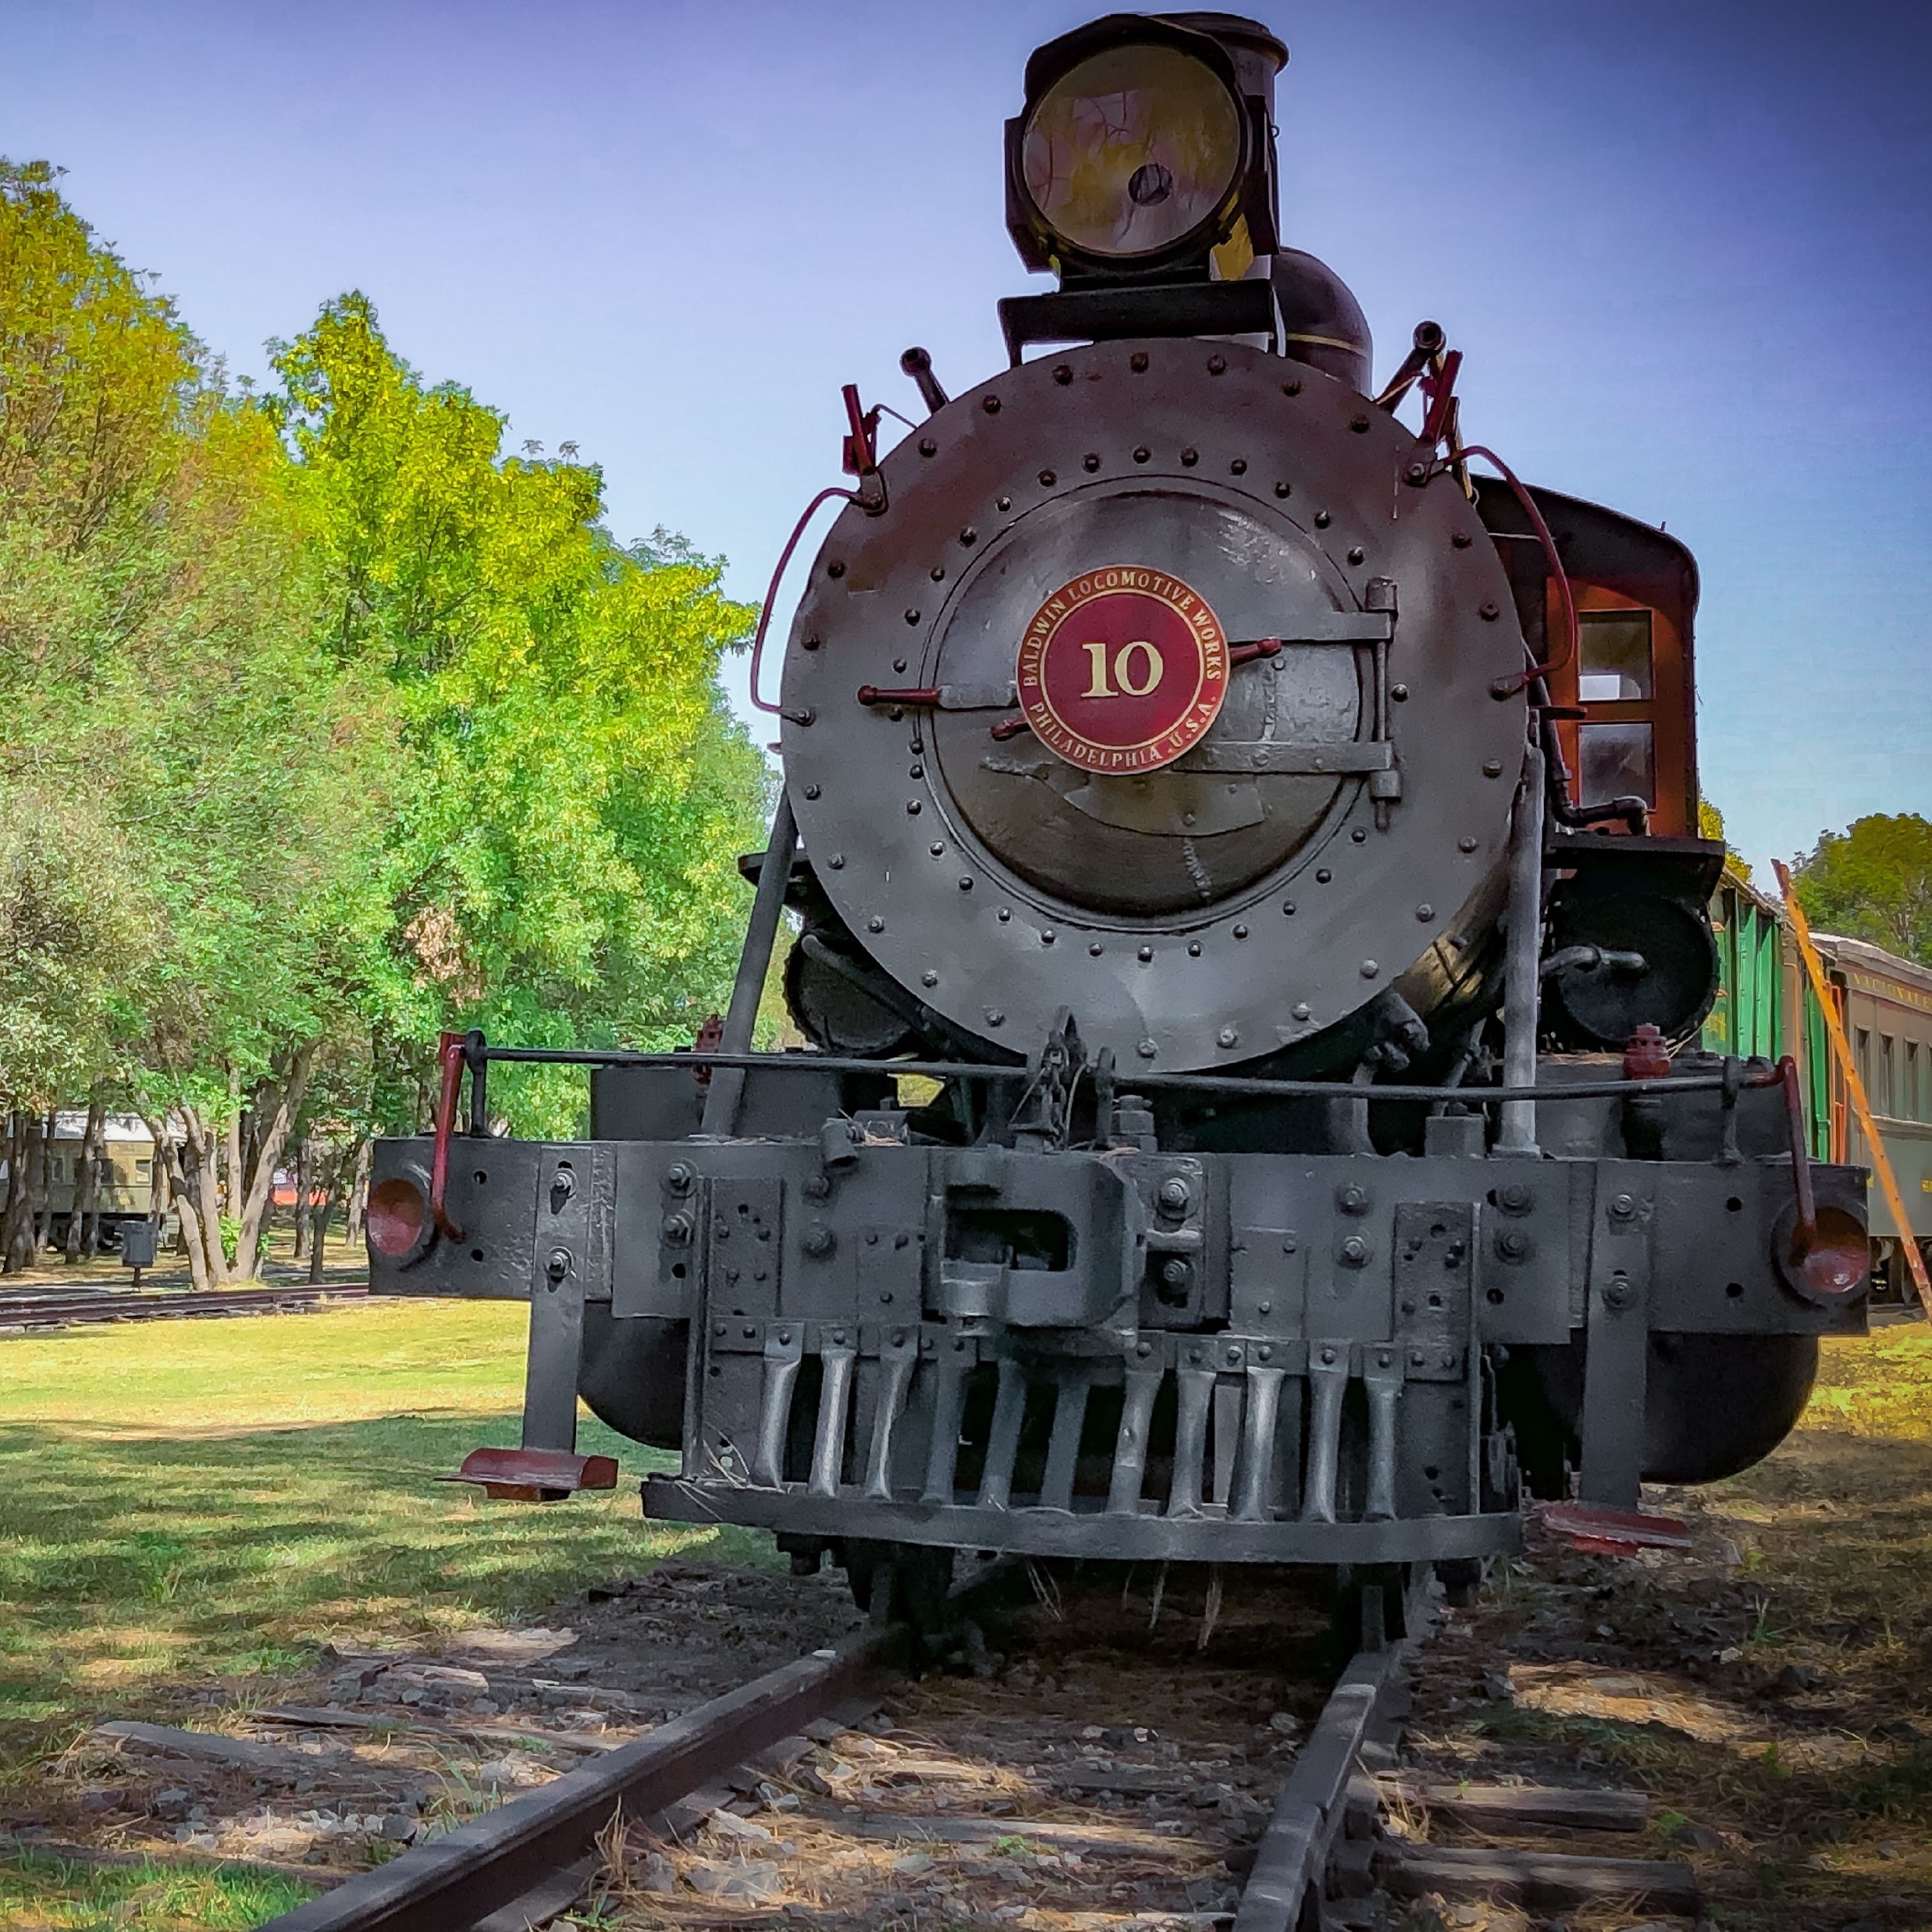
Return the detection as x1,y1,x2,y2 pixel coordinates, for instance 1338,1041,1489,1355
6,0,1927,877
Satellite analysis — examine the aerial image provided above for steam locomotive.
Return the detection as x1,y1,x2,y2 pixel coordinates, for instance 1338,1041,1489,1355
366,11,1869,1611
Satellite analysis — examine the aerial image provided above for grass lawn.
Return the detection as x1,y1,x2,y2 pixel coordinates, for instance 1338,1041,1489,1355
0,1300,769,1770
0,1847,310,1932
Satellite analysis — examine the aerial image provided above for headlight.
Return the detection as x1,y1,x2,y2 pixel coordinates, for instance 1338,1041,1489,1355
1021,43,1244,262
1006,17,1274,280
367,1173,431,1262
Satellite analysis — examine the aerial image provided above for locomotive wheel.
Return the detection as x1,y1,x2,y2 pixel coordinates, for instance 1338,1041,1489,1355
838,1540,957,1638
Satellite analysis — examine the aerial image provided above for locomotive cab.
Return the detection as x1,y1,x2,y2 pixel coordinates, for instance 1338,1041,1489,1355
365,9,1867,1596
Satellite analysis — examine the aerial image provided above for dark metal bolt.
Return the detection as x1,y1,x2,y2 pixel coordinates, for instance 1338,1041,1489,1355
545,1247,571,1284
1604,1275,1635,1310
1340,1236,1371,1267
1610,1192,1637,1221
666,1162,696,1196
1405,461,1430,484
1338,1184,1369,1215
982,395,1000,414
1498,1182,1532,1213
1083,453,1101,471
1162,1258,1192,1289
918,437,936,457
827,560,845,578
802,1225,835,1258
1053,365,1073,385
802,1175,831,1201
1479,601,1500,620
1496,1229,1529,1261
1453,531,1473,547
660,1212,693,1247
1207,354,1226,375
1350,414,1371,432
1038,468,1056,486
1180,447,1198,467
1157,1177,1191,1215
1130,350,1149,372
1282,379,1302,397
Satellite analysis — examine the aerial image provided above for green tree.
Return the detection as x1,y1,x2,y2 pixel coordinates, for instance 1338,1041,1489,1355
1792,814,1932,966
0,176,770,1279
267,294,770,1140
0,162,392,1280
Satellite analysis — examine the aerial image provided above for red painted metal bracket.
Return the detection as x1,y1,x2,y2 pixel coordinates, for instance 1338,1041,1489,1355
428,1030,467,1242
1536,1500,1695,1557
440,1447,621,1503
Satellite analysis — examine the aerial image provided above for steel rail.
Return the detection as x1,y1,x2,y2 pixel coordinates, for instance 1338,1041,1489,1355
254,1618,913,1932
1233,1644,1402,1930
0,1284,367,1329
1232,1569,1435,1932
475,1043,1777,1108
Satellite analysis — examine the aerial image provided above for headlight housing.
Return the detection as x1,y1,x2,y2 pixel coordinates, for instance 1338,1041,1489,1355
1006,15,1279,281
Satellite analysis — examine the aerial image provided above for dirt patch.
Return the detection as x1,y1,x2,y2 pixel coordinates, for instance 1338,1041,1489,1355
1401,1425,1932,1930
596,1564,1339,1930
11,1561,864,1885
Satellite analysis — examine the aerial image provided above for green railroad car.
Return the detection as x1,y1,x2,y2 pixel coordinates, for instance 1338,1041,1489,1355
1706,877,1932,1300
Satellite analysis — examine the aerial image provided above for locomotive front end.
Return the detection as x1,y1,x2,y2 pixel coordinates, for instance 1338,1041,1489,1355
368,10,1868,1603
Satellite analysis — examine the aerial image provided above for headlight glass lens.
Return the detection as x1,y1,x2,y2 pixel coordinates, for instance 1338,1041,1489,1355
1022,44,1244,259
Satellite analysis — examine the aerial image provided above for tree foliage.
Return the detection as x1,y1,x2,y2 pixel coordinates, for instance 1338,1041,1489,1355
1793,814,1932,967
0,165,769,1274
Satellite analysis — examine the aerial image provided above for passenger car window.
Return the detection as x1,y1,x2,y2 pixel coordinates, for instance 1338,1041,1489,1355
1578,722,1655,806
1577,609,1653,701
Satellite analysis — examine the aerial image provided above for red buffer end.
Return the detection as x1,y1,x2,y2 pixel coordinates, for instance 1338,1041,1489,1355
1536,1500,1695,1557
440,1447,621,1503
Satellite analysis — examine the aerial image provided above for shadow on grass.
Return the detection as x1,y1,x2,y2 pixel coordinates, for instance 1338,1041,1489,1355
0,1410,769,1774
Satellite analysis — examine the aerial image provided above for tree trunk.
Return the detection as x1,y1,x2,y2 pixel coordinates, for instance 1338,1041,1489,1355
64,1092,108,1262
290,1137,308,1261
308,1179,335,1283
230,1041,316,1282
29,1113,53,1254
346,1137,372,1247
0,1115,21,1275
224,1064,244,1223
176,1105,232,1286
153,1126,211,1293
3,1115,48,1272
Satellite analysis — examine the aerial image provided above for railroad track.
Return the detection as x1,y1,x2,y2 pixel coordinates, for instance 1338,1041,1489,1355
0,1280,368,1330
245,1562,1701,1932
